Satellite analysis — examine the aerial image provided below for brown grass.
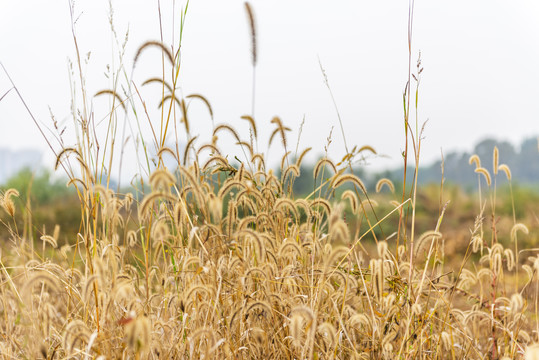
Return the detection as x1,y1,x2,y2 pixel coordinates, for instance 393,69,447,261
1,1,539,359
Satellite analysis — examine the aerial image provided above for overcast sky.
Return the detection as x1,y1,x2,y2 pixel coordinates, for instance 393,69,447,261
1,0,539,181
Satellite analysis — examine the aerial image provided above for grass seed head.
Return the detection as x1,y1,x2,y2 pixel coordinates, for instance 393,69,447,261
376,178,395,193
468,154,481,168
1,188,19,217
498,163,511,180
244,2,257,66
493,146,499,175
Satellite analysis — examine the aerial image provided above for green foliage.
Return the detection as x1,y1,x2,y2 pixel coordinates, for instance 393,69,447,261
3,167,71,204
504,184,539,219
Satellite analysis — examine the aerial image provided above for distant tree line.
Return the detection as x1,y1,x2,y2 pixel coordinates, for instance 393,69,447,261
288,137,539,195
3,137,538,202
403,137,539,189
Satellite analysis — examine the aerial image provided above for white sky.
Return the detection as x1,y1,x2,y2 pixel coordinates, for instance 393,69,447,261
1,0,539,181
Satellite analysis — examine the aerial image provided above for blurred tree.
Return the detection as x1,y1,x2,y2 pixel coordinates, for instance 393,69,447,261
385,137,538,188
3,167,71,204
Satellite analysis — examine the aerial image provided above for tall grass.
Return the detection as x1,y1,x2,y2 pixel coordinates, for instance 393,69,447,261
0,1,538,359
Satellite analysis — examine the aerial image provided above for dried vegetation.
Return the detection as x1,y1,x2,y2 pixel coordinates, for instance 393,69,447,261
1,1,539,359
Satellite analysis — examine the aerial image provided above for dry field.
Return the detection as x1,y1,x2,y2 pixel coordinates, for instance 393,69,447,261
1,2,539,359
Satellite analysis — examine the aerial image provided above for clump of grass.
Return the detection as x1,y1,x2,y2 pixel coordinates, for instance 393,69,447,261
1,1,539,359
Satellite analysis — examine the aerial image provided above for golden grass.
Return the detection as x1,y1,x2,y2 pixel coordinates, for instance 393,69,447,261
1,1,539,359
1,136,538,358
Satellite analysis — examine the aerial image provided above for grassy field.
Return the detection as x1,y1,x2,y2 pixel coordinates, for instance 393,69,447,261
1,2,539,359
